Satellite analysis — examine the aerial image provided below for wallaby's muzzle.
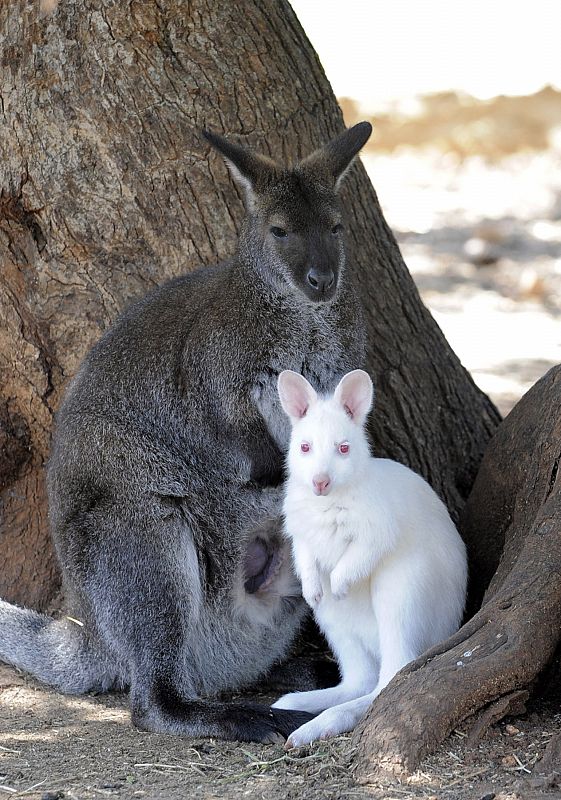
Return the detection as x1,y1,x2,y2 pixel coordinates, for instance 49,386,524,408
306,267,335,298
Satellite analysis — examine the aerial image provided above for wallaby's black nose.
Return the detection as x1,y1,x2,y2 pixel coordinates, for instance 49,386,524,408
307,268,335,294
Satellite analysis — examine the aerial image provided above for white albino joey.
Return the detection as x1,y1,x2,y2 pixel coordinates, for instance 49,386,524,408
273,369,468,749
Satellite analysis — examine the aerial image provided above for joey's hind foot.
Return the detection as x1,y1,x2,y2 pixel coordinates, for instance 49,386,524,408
272,689,332,714
284,705,353,749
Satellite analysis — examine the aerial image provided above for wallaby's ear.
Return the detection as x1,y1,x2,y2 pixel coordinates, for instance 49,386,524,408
333,370,374,423
300,121,372,190
203,129,277,209
278,371,318,421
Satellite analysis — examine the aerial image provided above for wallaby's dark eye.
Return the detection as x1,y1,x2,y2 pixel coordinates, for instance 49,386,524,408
331,224,343,236
271,226,288,239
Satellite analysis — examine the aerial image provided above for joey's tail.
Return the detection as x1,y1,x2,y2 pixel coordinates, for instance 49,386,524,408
0,599,120,694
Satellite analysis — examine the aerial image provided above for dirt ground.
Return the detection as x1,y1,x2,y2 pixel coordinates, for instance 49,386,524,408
1,663,560,800
2,93,561,799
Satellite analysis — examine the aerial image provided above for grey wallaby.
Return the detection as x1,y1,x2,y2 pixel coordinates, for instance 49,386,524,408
0,121,372,742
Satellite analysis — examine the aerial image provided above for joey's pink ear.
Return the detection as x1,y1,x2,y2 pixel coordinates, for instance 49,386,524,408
333,370,374,422
277,371,318,421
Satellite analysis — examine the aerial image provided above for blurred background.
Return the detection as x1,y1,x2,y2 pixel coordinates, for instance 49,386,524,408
291,0,561,415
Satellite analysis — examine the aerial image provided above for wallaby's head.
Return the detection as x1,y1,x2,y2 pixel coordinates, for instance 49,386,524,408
203,123,372,303
278,369,374,496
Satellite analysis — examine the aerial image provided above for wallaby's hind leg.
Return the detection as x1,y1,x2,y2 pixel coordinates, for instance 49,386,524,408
272,629,376,714
369,564,420,700
68,501,311,743
284,603,416,748
282,581,413,748
286,690,375,748
131,671,314,743
124,610,316,742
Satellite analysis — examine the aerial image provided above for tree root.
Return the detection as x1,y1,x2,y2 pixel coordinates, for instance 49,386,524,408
465,690,528,747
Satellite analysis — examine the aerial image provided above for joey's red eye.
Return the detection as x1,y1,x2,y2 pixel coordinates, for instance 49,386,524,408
300,442,311,453
338,443,350,455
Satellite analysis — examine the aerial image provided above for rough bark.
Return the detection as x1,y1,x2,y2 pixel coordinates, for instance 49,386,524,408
0,2,499,608
353,366,561,780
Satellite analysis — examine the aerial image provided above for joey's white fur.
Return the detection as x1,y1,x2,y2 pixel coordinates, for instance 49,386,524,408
272,369,467,748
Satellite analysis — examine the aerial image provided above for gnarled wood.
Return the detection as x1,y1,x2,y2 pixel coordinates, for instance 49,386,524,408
0,0,499,610
353,365,561,780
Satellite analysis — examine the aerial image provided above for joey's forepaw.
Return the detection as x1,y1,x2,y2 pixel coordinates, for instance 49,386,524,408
301,574,323,609
329,573,349,600
303,587,323,609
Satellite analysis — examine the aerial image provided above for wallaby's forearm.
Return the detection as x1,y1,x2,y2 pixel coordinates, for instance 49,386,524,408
292,540,323,609
329,537,382,598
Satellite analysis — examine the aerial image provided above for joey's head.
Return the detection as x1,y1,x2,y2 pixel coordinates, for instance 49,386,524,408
203,122,372,303
278,369,374,497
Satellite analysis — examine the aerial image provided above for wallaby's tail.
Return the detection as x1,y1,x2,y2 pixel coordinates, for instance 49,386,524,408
0,599,120,694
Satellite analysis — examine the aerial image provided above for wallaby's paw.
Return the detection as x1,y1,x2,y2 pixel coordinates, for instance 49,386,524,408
284,706,351,749
303,587,323,609
329,572,349,600
268,708,315,741
272,687,337,714
301,574,323,609
271,691,311,712
233,704,314,744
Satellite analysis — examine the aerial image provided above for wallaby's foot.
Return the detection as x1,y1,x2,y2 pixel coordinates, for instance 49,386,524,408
285,706,350,749
272,690,321,712
272,684,360,714
267,707,316,742
285,694,372,749
132,694,314,744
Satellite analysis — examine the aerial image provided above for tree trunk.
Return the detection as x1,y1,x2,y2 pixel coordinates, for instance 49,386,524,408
0,0,499,611
353,365,561,780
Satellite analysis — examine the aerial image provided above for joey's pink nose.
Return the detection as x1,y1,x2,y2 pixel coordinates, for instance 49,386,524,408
312,474,331,496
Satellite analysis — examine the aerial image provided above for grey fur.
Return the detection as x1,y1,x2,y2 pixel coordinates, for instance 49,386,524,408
0,122,371,742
